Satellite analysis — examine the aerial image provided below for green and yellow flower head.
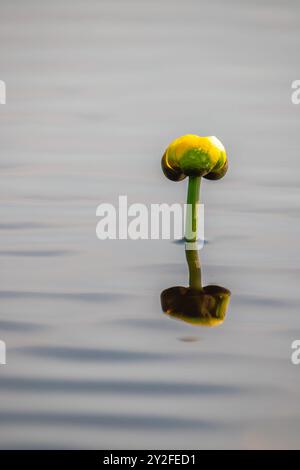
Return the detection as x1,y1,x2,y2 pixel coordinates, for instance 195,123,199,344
161,134,228,181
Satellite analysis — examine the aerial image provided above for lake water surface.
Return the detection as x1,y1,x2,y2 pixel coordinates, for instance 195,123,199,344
0,0,300,449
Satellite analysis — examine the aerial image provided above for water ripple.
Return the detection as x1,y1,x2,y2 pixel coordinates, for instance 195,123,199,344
0,410,219,431
0,376,241,396
0,320,48,332
0,222,51,230
0,290,130,303
0,250,75,257
17,346,169,362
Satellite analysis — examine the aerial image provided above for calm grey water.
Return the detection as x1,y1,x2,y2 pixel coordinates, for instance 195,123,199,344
0,0,300,449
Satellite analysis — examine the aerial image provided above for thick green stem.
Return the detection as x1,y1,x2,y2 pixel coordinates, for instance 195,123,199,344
185,249,202,290
185,176,201,242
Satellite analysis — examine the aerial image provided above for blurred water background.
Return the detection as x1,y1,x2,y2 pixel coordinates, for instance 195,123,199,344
0,0,300,449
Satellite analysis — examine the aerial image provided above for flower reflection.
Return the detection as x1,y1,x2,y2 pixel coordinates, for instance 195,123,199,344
161,249,231,327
